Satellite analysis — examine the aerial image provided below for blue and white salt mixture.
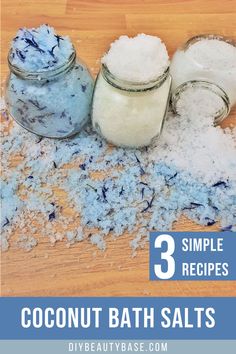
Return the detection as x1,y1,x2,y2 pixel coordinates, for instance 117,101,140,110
1,27,236,252
1,91,235,252
6,25,94,138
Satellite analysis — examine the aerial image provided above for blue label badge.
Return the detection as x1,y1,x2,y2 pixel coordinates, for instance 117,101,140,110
150,232,236,280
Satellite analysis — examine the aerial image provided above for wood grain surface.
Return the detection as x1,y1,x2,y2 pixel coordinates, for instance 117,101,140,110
1,0,236,297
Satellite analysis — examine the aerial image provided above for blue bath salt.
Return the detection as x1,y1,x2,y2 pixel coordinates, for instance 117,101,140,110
1,103,236,252
6,25,94,138
10,25,74,72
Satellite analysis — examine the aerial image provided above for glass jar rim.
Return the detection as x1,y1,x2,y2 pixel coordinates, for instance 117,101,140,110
7,46,76,80
183,34,236,51
101,63,170,92
171,80,230,125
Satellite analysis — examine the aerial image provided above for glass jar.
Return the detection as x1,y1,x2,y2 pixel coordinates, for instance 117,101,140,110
91,64,172,148
5,48,94,138
170,34,236,123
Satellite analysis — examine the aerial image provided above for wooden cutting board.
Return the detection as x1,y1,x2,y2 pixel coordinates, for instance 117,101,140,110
1,0,236,297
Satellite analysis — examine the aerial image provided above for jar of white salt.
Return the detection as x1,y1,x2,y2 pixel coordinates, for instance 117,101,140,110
6,25,94,138
91,34,171,148
170,35,236,124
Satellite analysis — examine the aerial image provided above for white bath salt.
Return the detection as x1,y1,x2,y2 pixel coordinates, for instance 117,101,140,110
175,86,225,121
92,74,171,147
150,109,236,185
170,37,236,107
93,34,171,148
102,34,169,82
186,39,236,71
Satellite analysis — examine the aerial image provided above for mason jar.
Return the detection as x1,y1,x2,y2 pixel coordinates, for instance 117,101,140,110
5,48,94,138
170,34,236,124
91,64,172,148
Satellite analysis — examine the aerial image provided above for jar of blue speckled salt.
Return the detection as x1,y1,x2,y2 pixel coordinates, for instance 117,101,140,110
5,25,94,138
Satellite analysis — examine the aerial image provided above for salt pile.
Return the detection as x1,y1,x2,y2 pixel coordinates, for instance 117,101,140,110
9,24,74,72
186,38,236,70
1,95,236,252
151,88,236,185
102,34,169,82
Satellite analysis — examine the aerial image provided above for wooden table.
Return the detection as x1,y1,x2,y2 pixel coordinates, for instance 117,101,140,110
1,0,236,297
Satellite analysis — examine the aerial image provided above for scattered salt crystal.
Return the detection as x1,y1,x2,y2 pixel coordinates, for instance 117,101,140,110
102,34,169,82
1,90,236,253
90,234,106,251
15,235,38,252
0,96,6,110
130,231,145,252
76,227,84,242
150,108,236,185
66,231,76,243
0,235,10,252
